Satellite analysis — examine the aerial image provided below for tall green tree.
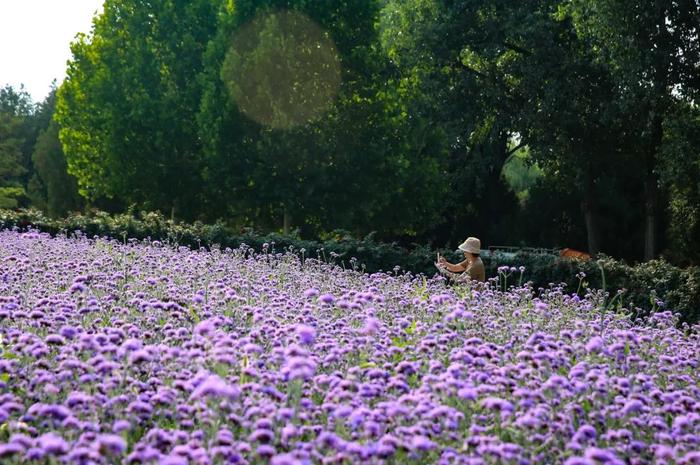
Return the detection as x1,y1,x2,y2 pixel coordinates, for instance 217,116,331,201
198,0,446,236
0,84,34,117
567,0,700,260
380,0,684,258
0,85,35,209
56,0,220,220
380,0,528,247
0,113,27,209
658,103,700,265
0,84,38,190
508,5,633,256
28,89,84,217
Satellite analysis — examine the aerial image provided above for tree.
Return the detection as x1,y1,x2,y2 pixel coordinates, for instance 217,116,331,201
0,84,39,190
25,86,84,217
380,0,529,247
30,118,84,217
380,0,688,259
56,0,221,220
0,113,27,208
658,103,700,265
567,0,700,260
0,84,33,117
508,6,632,256
198,0,446,236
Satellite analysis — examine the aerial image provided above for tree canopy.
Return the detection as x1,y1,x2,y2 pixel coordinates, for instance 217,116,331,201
2,0,697,264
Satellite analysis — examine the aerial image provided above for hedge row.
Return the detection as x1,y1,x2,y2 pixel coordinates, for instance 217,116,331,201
1,208,698,325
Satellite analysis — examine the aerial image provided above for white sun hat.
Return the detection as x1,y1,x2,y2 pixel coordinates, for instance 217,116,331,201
458,237,481,254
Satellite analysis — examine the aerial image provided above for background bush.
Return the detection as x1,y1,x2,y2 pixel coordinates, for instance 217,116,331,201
2,208,698,325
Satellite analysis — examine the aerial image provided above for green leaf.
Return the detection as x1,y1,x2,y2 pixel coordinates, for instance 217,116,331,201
406,320,417,335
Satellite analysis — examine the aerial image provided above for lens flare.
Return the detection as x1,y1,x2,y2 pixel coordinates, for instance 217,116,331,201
222,10,342,129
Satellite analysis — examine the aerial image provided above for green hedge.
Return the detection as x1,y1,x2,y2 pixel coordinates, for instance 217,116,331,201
482,252,700,326
1,208,698,325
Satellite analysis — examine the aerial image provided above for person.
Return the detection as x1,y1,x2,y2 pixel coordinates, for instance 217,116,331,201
436,237,486,283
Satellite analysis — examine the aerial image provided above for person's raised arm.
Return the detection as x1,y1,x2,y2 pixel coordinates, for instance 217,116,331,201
438,254,467,272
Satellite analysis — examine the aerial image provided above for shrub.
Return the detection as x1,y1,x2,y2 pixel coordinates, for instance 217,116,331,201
1,208,697,324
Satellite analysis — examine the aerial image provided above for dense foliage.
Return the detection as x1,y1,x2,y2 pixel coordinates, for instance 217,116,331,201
2,208,698,325
0,84,83,214
3,0,699,264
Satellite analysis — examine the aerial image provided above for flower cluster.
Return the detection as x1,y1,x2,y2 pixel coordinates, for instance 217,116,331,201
0,229,698,464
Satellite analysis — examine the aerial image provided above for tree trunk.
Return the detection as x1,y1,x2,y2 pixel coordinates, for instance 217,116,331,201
283,207,291,235
643,114,663,261
581,167,600,256
643,173,657,261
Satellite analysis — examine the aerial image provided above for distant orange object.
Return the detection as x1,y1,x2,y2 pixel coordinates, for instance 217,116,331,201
560,248,592,261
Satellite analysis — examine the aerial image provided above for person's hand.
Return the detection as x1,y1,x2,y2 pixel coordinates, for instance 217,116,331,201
438,256,447,265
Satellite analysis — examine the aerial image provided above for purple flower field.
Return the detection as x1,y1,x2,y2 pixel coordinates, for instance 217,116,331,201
0,230,699,465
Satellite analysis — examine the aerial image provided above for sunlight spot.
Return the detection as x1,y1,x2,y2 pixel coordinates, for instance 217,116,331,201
222,10,342,129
